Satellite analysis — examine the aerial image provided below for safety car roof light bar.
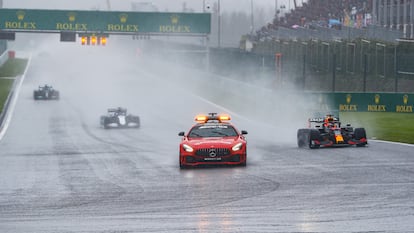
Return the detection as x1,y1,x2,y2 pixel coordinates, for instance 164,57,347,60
195,113,231,123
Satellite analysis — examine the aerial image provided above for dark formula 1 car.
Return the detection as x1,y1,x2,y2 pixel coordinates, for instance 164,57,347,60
33,84,60,100
297,114,367,149
178,113,248,168
100,107,140,129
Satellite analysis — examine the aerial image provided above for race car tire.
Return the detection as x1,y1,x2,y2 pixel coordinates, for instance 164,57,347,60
101,117,110,129
309,129,321,149
297,129,310,148
33,91,39,100
54,91,60,100
354,128,367,147
128,115,140,128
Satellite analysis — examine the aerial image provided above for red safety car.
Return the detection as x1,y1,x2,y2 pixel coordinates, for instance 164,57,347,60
178,113,248,168
297,114,368,149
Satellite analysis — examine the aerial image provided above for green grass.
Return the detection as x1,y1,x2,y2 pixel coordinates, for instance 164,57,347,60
0,58,28,77
0,79,14,111
340,112,414,144
0,58,28,111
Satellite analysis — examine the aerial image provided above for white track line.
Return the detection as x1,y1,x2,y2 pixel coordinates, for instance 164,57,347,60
370,139,414,147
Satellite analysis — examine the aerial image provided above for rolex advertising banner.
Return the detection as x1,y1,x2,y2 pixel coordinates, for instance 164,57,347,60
0,9,211,34
335,93,413,113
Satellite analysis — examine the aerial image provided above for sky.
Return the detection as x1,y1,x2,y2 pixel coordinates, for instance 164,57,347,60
3,0,302,13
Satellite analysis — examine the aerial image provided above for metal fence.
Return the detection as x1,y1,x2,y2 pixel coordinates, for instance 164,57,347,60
265,25,404,43
147,37,414,93
249,37,414,93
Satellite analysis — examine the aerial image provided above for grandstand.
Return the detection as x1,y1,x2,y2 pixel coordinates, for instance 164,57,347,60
373,0,414,35
256,0,414,41
276,0,371,28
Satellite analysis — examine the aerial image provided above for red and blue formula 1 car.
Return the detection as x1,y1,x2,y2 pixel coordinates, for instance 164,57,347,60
178,113,248,168
297,114,367,149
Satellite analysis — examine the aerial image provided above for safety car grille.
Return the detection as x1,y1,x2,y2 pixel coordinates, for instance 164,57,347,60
195,148,230,157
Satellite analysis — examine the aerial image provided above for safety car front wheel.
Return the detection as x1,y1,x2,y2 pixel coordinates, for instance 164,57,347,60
179,155,187,169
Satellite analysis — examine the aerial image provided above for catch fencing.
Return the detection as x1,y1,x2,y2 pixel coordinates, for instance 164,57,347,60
250,37,414,93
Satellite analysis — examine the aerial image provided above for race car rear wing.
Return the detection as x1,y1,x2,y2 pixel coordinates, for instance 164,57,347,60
108,107,127,113
308,117,340,123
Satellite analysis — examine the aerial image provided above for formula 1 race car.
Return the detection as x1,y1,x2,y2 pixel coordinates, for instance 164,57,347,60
178,113,248,168
33,84,60,100
100,107,140,129
297,113,367,149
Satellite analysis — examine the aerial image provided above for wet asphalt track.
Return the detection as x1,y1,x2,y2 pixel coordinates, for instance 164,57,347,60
0,41,414,233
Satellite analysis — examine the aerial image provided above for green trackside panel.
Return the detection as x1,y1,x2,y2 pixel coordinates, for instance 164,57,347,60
335,93,414,113
0,9,211,34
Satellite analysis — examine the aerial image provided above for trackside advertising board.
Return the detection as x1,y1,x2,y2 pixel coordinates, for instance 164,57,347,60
304,93,413,113
336,93,414,113
0,9,211,34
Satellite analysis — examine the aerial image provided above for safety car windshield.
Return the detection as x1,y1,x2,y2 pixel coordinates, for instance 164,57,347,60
188,124,238,138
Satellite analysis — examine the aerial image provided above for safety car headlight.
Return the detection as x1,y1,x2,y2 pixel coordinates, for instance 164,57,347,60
183,144,194,152
232,142,243,151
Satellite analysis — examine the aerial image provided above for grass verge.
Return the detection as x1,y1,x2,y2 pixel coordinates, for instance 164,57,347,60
340,112,414,144
0,58,28,77
0,79,14,111
0,58,28,111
